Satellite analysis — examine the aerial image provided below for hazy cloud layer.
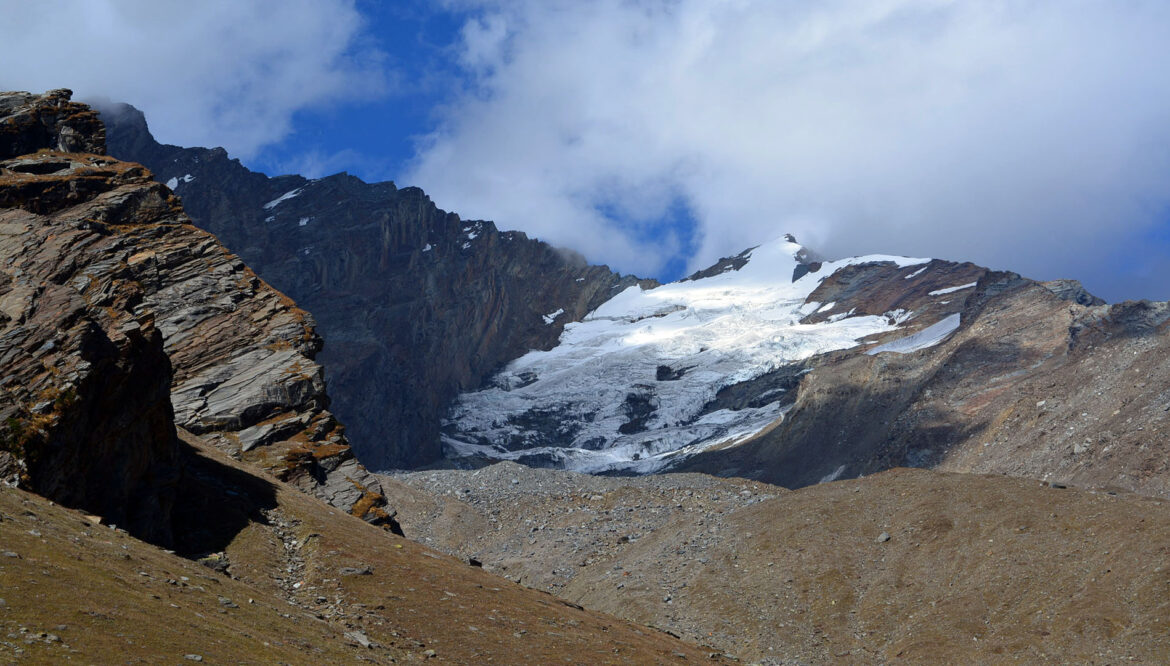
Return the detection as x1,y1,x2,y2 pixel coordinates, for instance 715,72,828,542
408,1,1170,300
0,0,385,158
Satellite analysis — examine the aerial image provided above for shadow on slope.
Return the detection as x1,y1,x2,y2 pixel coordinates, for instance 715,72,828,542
171,433,278,559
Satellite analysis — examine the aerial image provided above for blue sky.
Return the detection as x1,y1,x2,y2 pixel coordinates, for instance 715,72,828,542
2,0,1170,302
246,1,464,184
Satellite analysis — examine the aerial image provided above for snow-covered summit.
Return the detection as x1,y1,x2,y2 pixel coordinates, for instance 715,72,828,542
442,235,934,473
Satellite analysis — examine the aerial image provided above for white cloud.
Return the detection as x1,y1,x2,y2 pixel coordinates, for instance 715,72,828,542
407,0,1170,299
0,0,385,158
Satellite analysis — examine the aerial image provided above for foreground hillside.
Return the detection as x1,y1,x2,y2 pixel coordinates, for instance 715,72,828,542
0,432,727,663
389,462,1170,663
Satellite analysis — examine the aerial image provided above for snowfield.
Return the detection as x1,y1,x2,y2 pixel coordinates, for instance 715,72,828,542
443,236,932,473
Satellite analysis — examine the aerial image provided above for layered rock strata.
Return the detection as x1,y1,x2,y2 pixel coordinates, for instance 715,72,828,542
0,90,178,544
0,90,391,529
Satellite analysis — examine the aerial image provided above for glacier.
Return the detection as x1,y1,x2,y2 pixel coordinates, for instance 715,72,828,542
442,236,932,474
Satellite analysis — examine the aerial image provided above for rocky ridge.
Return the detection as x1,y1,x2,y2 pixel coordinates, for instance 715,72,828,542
678,261,1170,499
0,90,391,531
101,103,650,470
0,89,104,159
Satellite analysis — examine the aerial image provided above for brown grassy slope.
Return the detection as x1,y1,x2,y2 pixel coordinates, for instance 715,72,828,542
0,482,383,664
388,464,1170,664
0,431,728,664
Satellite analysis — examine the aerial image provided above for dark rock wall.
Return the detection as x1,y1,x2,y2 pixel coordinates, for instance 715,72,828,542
102,104,648,469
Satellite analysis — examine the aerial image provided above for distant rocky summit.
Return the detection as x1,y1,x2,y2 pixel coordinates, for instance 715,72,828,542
102,103,648,470
437,226,1170,499
676,257,1170,499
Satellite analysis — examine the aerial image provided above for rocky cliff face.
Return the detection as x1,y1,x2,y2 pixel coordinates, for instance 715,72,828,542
0,91,391,533
0,91,178,543
101,104,648,470
133,195,393,524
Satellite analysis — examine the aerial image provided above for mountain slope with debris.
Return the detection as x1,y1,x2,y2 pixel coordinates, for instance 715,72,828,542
386,461,1170,664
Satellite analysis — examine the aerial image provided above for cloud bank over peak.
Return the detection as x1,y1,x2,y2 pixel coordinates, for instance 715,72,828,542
0,0,385,159
408,0,1170,300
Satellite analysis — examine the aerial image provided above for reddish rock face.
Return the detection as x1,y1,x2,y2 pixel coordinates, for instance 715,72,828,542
0,91,394,541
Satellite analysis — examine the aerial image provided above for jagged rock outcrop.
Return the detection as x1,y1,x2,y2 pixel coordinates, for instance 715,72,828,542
0,92,177,543
101,103,649,469
134,208,393,524
0,89,104,159
0,91,392,529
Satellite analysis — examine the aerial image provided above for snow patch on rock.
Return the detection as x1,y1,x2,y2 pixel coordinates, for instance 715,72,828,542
263,187,304,210
867,313,961,355
929,282,977,296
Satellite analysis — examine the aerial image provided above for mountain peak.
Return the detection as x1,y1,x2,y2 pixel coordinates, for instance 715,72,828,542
442,233,939,473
